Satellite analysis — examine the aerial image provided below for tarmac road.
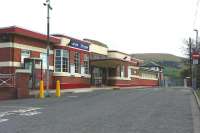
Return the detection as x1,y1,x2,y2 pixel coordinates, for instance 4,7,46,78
0,87,199,133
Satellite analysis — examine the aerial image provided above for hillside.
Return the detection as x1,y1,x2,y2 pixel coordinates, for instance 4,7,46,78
131,53,186,78
131,53,184,62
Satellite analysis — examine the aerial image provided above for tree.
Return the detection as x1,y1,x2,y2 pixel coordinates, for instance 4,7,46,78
182,38,200,88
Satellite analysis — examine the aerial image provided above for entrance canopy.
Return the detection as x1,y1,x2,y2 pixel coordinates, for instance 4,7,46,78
90,58,135,68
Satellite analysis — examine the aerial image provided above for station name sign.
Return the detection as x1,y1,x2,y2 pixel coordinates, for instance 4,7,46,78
69,39,89,51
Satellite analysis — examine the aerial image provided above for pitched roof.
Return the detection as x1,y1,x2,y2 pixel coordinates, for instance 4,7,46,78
83,38,108,48
0,26,60,43
53,34,90,45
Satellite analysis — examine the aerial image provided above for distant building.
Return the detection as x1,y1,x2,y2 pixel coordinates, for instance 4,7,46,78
140,61,164,86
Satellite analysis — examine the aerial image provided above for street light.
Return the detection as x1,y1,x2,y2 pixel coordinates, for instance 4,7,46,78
194,29,198,49
43,0,52,96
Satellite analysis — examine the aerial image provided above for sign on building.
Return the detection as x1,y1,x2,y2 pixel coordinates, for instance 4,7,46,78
69,39,89,51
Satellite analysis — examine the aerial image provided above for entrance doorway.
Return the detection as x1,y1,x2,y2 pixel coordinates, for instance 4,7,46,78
91,67,108,87
24,58,43,90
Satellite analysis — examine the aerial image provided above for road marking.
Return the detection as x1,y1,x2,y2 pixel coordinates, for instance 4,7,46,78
20,111,41,116
68,95,78,98
73,90,93,93
0,119,8,123
0,107,42,123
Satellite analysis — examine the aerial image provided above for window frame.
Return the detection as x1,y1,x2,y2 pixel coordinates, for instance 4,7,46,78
74,52,80,73
21,49,30,63
55,49,69,72
62,50,69,72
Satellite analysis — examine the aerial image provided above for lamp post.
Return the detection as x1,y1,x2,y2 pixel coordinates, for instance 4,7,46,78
194,29,198,49
43,0,52,96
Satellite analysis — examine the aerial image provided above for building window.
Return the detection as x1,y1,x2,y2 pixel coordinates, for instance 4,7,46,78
55,50,61,72
40,53,47,69
120,65,125,77
84,54,89,74
62,50,69,72
21,49,30,63
74,52,80,73
55,49,69,72
0,34,11,42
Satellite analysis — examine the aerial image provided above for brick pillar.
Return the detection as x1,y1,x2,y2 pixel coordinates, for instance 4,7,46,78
80,52,84,65
125,64,128,77
70,50,75,64
16,72,30,98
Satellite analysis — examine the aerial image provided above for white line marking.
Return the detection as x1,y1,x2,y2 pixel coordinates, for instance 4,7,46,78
19,111,41,116
0,119,8,123
68,96,78,98
0,107,42,123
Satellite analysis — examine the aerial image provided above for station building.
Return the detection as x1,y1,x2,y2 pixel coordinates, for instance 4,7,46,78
0,26,162,100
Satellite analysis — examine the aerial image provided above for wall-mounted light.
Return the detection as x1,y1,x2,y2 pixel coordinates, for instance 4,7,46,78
123,56,127,60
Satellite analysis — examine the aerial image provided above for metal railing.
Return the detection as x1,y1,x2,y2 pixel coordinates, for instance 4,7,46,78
0,74,15,88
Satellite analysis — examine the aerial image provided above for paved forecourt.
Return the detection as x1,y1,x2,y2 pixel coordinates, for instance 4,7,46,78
0,87,199,133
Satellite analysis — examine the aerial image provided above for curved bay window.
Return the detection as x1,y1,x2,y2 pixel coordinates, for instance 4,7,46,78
55,49,69,72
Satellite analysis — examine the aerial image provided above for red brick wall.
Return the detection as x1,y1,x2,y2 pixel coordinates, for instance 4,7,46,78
0,72,30,100
14,35,47,48
70,50,75,64
0,87,17,100
80,52,84,65
108,78,158,87
16,73,30,98
0,48,12,61
13,48,21,62
0,47,20,62
31,51,40,58
0,67,16,74
54,76,90,89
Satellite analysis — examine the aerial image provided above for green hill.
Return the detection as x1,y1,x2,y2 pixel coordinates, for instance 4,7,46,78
131,53,184,63
131,53,186,78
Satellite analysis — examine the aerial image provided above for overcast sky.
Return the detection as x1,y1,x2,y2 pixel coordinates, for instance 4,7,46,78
0,0,199,57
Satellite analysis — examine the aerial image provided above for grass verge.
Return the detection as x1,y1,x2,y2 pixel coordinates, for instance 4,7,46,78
196,89,200,99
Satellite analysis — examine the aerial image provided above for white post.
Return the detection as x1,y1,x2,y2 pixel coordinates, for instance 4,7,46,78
184,78,187,88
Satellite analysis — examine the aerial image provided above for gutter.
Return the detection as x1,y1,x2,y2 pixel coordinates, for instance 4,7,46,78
193,89,200,110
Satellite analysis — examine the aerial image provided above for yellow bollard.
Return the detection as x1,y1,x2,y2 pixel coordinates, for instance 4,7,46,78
56,80,61,97
39,80,44,98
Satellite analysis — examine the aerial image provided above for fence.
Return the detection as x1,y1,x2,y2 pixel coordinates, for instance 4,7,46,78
163,78,185,87
0,74,15,88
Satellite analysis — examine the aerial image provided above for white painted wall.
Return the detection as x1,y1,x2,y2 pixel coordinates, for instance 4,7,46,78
90,43,108,55
108,51,131,61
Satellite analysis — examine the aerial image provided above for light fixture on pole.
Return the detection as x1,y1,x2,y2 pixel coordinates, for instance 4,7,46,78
43,0,52,96
194,29,198,49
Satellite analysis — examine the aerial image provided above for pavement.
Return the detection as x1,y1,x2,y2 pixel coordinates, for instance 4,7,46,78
29,86,147,96
29,86,114,96
0,87,200,133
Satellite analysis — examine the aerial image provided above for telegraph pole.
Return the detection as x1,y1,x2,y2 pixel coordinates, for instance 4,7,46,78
193,29,199,89
43,0,52,96
189,37,192,86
